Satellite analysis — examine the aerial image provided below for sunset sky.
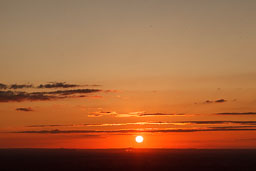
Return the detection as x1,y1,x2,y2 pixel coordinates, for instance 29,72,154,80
1,0,256,149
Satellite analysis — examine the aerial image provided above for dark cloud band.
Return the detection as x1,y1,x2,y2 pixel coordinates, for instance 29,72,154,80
13,127,256,134
37,82,79,89
16,107,33,112
26,120,256,128
0,89,101,102
204,99,227,104
217,112,256,115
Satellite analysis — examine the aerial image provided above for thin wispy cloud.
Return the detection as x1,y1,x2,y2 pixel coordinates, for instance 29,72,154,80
88,111,117,117
215,99,227,103
13,127,256,134
27,124,74,127
16,107,33,112
88,111,187,117
216,112,256,115
26,120,256,128
208,126,256,129
200,99,228,104
27,122,180,128
176,121,256,126
139,113,185,117
39,89,100,95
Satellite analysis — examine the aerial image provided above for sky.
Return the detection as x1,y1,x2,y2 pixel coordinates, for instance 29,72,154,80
0,0,256,148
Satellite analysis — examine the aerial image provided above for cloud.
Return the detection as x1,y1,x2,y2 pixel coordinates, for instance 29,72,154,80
0,82,105,102
139,113,185,117
179,121,256,126
0,89,101,102
204,100,213,104
26,120,256,128
13,127,256,134
208,126,256,129
216,112,256,115
183,121,227,124
232,121,256,125
16,107,33,112
85,84,101,87
0,82,100,90
215,99,227,103
202,99,227,104
237,138,256,141
88,121,256,127
0,83,33,89
72,134,105,138
88,111,186,117
88,111,117,117
10,84,33,89
27,124,74,127
37,82,80,89
0,91,54,102
27,122,177,128
104,90,119,93
40,89,100,95
0,83,8,89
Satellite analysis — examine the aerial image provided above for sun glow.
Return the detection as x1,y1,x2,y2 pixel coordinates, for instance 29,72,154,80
135,136,144,143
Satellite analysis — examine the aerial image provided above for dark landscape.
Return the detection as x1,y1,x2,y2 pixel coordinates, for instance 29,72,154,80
1,149,256,171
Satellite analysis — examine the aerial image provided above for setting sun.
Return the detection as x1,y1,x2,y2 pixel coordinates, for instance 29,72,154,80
135,136,144,143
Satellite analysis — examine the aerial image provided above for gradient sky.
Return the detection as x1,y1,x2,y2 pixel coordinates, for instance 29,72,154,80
1,0,256,148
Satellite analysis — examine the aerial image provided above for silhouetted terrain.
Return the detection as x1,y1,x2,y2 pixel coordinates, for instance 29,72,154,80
0,149,256,171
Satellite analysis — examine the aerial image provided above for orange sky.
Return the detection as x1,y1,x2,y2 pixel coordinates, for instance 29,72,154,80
1,0,256,149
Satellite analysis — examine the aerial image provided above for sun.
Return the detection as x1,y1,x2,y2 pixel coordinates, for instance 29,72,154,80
135,136,144,143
